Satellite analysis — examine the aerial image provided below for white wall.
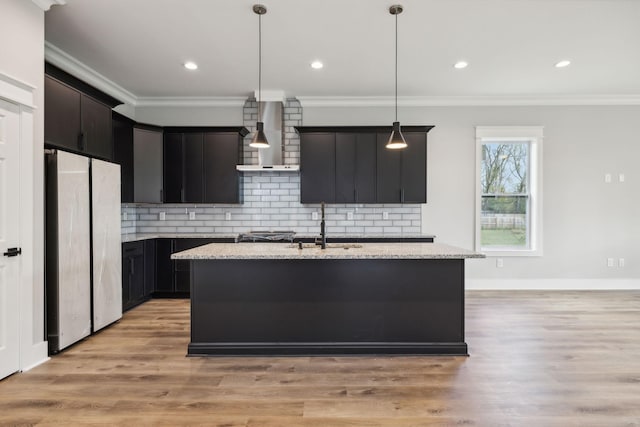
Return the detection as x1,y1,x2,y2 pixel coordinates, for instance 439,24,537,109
0,0,47,368
134,105,242,127
305,105,640,285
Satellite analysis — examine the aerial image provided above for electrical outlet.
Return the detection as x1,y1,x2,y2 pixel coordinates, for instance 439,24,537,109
189,211,196,220
382,211,389,220
225,212,232,221
619,173,625,183
619,258,625,268
496,258,504,268
312,212,318,220
159,212,166,221
607,258,615,267
123,212,128,221
347,211,354,220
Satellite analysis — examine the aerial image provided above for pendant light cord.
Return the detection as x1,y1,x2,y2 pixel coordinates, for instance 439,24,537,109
258,13,262,120
395,11,398,122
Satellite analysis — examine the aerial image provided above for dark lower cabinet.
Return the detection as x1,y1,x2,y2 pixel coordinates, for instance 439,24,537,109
122,241,145,311
154,239,174,294
143,239,156,297
153,238,235,297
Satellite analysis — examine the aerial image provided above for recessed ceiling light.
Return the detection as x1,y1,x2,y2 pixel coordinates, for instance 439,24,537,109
184,61,198,70
555,60,571,68
311,61,324,70
454,61,468,69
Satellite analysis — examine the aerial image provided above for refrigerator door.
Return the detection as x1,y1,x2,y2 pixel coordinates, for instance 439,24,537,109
91,159,122,331
47,150,92,351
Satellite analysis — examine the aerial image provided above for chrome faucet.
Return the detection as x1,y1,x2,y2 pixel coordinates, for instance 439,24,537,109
315,202,327,249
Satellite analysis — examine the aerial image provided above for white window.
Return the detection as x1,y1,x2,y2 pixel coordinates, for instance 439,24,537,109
475,126,543,256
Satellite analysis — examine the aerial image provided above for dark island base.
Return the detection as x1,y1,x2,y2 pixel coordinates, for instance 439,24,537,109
189,258,467,356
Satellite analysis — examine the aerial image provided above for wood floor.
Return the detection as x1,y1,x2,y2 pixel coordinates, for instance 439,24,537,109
1,291,640,426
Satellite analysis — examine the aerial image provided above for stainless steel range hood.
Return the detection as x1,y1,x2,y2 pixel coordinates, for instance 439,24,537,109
237,100,300,172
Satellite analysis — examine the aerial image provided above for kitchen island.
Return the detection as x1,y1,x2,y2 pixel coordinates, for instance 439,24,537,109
172,242,484,356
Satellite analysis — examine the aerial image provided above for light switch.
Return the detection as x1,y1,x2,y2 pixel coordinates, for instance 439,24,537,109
619,258,625,268
604,173,612,183
382,212,389,220
496,258,504,268
619,173,625,183
607,258,614,267
189,211,196,220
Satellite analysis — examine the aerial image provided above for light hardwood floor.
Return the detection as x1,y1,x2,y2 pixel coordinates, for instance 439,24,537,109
1,291,639,426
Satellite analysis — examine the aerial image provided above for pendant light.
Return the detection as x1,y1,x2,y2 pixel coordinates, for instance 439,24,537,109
250,4,269,148
386,4,407,150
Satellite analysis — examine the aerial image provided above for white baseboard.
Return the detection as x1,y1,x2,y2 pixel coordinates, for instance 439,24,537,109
466,278,640,290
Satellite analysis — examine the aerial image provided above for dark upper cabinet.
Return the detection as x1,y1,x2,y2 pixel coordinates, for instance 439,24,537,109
298,126,432,204
133,126,163,203
204,133,241,203
45,76,81,152
335,133,377,203
44,64,121,161
300,133,336,204
80,94,112,159
376,133,403,203
163,132,184,203
401,132,427,203
112,112,134,203
377,131,428,203
184,133,204,202
163,127,247,204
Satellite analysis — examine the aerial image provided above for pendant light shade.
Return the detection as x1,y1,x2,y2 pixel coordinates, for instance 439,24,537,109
386,5,407,150
387,121,407,150
250,4,269,149
250,121,269,148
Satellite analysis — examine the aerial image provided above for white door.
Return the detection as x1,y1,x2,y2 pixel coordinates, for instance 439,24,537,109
0,98,21,380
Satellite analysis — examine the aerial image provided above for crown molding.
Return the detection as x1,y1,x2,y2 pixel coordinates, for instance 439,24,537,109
297,95,640,108
135,96,247,108
45,42,137,106
32,0,66,11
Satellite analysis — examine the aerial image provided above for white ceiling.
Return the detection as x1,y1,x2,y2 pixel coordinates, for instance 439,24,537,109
44,0,640,103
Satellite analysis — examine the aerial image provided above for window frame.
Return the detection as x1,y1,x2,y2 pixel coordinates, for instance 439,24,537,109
475,126,543,256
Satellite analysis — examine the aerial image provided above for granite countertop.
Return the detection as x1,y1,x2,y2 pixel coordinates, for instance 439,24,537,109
171,242,485,260
121,233,436,243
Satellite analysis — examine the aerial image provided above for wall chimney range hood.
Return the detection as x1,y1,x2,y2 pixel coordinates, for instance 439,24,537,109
237,97,300,172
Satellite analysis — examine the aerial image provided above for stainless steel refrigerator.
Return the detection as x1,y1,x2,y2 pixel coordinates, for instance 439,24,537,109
46,150,122,353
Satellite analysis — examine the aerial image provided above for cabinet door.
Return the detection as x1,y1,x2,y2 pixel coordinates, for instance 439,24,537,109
335,133,356,203
112,115,134,203
376,133,402,203
155,239,174,293
81,94,112,160
203,133,240,203
143,239,156,297
130,253,145,303
183,133,204,203
121,256,131,309
133,128,163,203
355,133,377,203
163,133,183,203
401,132,427,203
300,133,335,204
45,76,81,151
